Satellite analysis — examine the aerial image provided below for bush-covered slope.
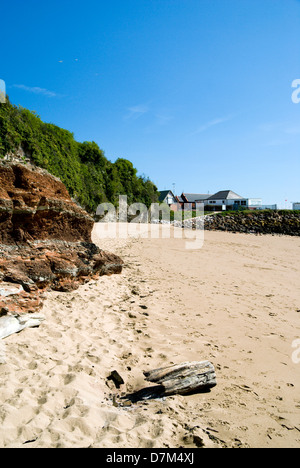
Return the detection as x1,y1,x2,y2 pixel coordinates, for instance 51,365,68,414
0,98,159,212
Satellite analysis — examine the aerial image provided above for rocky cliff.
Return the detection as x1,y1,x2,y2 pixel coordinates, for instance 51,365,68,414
0,162,123,315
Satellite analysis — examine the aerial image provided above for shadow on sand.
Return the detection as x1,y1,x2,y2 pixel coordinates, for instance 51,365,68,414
122,384,213,404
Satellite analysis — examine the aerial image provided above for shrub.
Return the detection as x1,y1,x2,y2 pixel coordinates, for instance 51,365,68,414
0,98,159,213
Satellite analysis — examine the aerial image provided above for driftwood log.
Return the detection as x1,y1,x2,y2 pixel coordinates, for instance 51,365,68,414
0,314,44,340
143,361,217,396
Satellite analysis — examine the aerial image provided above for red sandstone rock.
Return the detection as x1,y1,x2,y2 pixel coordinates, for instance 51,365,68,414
0,162,94,244
0,162,123,314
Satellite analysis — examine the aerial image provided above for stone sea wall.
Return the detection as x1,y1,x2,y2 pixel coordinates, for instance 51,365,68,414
204,210,300,236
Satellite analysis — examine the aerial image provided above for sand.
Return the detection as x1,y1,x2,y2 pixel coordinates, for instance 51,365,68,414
0,224,299,448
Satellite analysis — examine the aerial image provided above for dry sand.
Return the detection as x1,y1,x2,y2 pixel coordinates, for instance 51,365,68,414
0,224,299,448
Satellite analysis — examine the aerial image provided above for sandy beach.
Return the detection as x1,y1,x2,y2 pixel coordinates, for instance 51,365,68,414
0,224,299,448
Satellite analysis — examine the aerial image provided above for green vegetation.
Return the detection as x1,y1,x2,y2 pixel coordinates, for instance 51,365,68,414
169,210,202,221
169,210,220,221
0,98,159,213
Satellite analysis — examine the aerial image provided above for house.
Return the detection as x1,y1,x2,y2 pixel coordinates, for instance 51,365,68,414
158,190,179,211
293,203,300,210
196,190,263,211
160,187,271,212
203,190,245,211
158,190,176,205
175,195,184,210
181,193,210,210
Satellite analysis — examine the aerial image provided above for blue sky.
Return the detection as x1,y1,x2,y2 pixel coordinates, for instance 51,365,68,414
1,0,300,207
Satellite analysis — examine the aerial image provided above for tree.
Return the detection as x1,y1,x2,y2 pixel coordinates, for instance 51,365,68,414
0,99,159,213
78,141,106,166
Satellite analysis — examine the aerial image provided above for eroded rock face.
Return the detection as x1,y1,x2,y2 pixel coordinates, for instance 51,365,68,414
0,162,123,315
0,162,94,244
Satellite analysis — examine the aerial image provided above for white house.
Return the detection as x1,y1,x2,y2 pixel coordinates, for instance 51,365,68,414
159,190,177,205
200,190,263,211
158,190,182,211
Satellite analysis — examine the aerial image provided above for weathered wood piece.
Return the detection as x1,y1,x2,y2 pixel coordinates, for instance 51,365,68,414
0,314,44,340
107,370,125,389
143,361,216,396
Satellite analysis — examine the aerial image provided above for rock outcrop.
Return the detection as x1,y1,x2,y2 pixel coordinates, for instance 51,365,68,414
204,210,300,236
0,161,123,315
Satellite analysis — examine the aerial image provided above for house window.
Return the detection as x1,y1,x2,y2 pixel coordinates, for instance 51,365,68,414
241,201,247,206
